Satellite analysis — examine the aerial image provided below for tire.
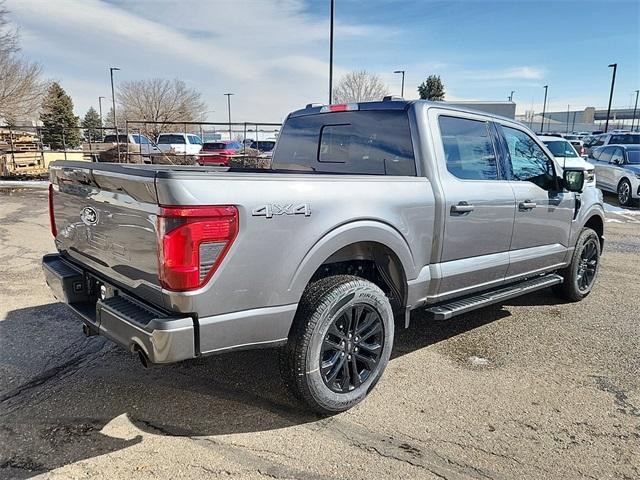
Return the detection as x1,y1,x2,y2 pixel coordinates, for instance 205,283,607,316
280,275,394,414
553,227,601,302
617,179,633,207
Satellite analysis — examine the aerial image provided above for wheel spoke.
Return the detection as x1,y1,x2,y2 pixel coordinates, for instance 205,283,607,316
325,354,346,385
327,320,347,342
350,355,362,387
352,305,364,333
360,321,382,342
356,310,375,335
340,356,351,391
354,352,377,370
357,341,382,355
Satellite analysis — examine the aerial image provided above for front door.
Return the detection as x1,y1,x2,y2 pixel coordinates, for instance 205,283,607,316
497,124,575,280
431,111,516,300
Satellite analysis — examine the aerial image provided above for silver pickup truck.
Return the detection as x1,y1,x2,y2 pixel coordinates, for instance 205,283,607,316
43,99,605,413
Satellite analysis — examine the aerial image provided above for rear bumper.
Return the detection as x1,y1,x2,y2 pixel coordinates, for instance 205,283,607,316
42,253,196,364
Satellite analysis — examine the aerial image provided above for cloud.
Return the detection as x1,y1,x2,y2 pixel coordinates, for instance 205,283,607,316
463,66,545,82
5,0,384,122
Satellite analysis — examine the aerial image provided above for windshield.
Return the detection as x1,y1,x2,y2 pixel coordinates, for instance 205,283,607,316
102,134,128,143
627,151,640,164
542,140,578,157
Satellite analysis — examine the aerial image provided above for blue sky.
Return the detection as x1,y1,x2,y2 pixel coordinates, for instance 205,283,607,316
5,0,639,122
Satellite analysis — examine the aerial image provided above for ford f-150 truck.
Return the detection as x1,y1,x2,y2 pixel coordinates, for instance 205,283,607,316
43,99,605,413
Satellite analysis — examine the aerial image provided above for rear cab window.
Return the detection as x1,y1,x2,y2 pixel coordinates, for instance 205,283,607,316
158,134,186,144
272,110,416,176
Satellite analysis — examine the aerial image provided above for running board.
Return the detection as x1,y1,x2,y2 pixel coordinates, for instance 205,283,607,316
425,274,563,320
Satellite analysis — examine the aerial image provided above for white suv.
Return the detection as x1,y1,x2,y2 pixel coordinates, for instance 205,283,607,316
156,133,203,155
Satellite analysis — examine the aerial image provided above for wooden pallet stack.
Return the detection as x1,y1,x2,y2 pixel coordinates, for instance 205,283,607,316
0,129,47,177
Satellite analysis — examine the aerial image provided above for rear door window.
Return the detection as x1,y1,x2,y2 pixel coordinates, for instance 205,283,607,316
158,135,185,144
599,147,613,163
438,116,498,180
272,110,416,176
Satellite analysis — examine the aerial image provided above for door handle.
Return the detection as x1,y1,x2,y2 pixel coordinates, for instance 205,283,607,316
518,200,537,211
450,202,475,215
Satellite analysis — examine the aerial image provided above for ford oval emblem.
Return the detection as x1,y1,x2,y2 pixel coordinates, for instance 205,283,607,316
80,206,99,226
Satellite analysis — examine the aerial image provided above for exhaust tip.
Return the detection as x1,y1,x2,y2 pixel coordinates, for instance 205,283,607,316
137,349,150,369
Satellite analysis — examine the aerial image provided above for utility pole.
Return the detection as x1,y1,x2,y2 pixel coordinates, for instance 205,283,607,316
566,104,570,133
394,70,405,97
541,85,548,133
604,63,617,133
98,96,105,125
632,89,639,132
329,0,335,104
109,67,120,161
509,91,515,102
224,93,234,140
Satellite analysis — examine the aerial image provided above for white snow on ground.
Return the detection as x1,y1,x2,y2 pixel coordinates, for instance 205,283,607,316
0,180,48,189
604,202,640,215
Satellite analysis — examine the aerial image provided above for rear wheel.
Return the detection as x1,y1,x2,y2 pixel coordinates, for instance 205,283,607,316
553,228,601,302
280,275,394,414
617,179,633,207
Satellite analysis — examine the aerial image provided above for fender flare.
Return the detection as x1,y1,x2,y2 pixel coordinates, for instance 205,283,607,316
287,220,417,301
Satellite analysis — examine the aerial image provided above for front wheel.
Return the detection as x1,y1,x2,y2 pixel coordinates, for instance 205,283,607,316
553,227,601,302
280,275,394,414
617,179,633,207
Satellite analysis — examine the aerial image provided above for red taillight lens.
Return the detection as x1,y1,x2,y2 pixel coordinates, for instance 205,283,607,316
320,103,359,113
48,183,57,237
157,205,238,291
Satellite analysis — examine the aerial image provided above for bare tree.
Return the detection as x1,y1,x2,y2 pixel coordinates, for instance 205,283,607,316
116,78,207,138
332,70,390,104
0,1,47,124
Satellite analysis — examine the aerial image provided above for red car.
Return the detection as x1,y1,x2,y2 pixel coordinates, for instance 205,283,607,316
198,141,243,166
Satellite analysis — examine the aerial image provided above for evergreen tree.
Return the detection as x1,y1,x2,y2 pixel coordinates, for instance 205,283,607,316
40,82,81,149
417,75,445,101
82,106,102,142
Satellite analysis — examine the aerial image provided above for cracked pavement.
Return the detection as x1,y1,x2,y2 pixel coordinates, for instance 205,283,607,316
0,187,639,479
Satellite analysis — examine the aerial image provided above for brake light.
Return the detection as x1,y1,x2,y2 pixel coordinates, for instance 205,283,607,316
48,183,57,237
157,205,238,291
320,103,359,113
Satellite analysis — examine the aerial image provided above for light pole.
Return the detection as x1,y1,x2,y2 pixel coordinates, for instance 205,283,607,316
109,67,120,134
566,104,570,133
604,63,617,133
540,85,548,133
394,70,405,97
224,93,234,140
509,91,515,102
98,96,105,125
328,0,335,104
631,89,639,132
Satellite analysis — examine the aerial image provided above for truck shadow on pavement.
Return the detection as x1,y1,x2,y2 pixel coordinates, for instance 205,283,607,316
0,300,512,478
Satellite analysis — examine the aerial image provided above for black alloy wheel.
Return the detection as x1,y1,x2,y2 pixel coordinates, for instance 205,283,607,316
320,304,384,394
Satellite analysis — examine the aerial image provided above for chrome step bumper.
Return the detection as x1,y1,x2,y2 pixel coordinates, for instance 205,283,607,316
425,274,563,320
42,253,196,364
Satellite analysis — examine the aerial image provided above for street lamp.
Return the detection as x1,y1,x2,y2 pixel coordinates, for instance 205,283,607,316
224,93,234,140
604,63,617,133
540,85,548,133
508,91,515,102
109,67,120,134
98,96,106,125
328,0,335,104
631,89,639,132
393,70,406,97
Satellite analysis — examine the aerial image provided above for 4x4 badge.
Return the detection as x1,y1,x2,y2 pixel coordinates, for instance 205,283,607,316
252,203,311,218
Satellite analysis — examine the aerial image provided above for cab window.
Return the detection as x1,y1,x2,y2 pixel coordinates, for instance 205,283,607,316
438,116,498,180
500,126,557,190
610,147,624,164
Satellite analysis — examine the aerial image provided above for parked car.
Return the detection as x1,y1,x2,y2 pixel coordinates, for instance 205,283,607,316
584,132,640,156
539,136,595,186
590,144,640,206
156,133,203,155
198,141,243,166
101,133,161,157
43,99,604,414
249,140,276,153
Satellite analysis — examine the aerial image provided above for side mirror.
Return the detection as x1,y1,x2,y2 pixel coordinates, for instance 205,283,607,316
563,169,585,193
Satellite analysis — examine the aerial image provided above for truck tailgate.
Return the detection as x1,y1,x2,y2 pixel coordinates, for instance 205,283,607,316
50,162,162,304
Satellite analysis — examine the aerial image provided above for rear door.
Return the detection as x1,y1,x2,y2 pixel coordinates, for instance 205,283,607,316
496,123,575,280
429,110,516,299
593,146,615,190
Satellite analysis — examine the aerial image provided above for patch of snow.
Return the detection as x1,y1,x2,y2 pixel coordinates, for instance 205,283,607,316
468,355,491,367
0,180,48,189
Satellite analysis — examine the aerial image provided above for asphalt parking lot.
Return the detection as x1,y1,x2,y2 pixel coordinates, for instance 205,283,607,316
0,187,638,480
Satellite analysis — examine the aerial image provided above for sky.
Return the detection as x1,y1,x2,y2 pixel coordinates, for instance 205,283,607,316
5,0,640,123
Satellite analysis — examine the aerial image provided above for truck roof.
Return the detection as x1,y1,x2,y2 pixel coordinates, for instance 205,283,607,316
288,99,518,124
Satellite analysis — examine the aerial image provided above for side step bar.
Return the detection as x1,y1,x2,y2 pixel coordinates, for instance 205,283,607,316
425,274,563,320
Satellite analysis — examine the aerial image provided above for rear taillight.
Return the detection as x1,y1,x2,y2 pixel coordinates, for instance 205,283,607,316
320,103,359,113
157,205,238,291
48,183,57,237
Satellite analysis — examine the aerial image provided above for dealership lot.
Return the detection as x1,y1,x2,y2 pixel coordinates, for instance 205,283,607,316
0,188,638,480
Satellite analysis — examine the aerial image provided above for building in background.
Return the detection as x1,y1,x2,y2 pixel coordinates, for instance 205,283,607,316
445,101,516,119
515,106,638,133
